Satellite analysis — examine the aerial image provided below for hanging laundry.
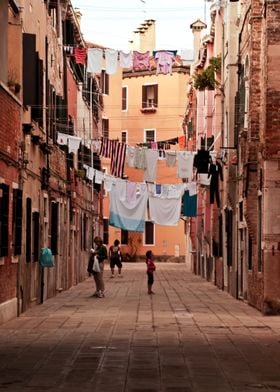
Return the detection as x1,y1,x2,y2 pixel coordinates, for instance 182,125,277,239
91,140,101,154
94,170,104,184
105,49,118,75
104,174,115,192
68,136,81,154
74,47,87,65
109,180,148,232
100,137,113,158
185,182,197,197
166,184,184,199
110,141,126,178
151,141,158,150
177,151,195,180
87,48,103,74
57,132,68,146
119,50,133,69
83,165,95,181
158,149,166,160
193,149,210,173
182,190,197,217
126,181,137,203
208,161,223,207
144,149,159,182
148,184,183,226
197,173,211,186
134,148,147,170
165,151,177,167
126,145,136,168
133,51,150,71
154,50,175,75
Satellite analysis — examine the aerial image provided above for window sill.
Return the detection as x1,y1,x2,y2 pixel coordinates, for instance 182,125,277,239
140,107,157,114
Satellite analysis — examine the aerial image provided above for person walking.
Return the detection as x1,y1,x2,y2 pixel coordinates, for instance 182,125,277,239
88,236,107,298
146,250,156,294
109,239,123,278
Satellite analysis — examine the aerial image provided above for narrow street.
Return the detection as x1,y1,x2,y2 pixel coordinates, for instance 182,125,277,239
1,263,280,392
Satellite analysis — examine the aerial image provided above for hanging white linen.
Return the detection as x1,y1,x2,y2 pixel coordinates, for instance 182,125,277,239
87,48,103,74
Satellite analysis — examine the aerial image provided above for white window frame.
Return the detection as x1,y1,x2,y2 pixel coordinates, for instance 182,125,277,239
144,128,156,143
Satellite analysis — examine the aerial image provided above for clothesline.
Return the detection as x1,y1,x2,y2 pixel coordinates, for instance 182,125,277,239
64,46,186,76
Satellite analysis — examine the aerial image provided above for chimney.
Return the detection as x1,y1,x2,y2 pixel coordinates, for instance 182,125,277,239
130,19,156,52
190,19,207,62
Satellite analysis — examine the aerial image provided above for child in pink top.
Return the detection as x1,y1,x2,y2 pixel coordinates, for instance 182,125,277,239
146,250,156,294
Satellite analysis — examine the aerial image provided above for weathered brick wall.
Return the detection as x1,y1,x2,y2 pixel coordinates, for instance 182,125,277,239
0,86,21,303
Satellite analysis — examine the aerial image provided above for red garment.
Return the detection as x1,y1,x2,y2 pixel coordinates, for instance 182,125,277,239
146,258,156,273
178,135,186,149
110,141,127,178
74,47,87,64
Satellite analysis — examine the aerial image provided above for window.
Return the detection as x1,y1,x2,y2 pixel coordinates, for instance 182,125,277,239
12,189,22,256
100,70,109,95
144,129,155,143
121,230,128,245
32,212,40,262
144,221,155,245
103,218,109,245
121,131,128,144
102,118,109,138
257,195,262,272
0,184,9,257
51,202,59,255
122,86,128,111
142,84,158,108
26,198,32,262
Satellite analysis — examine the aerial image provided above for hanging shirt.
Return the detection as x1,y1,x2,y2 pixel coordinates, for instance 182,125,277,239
68,136,81,153
144,150,159,182
177,151,195,180
104,174,115,192
133,51,150,71
94,170,104,184
105,49,118,75
149,193,182,226
119,51,133,69
74,47,87,65
154,50,175,75
182,191,197,217
193,150,210,173
126,146,136,168
165,151,177,167
87,48,103,74
109,180,148,232
135,148,147,170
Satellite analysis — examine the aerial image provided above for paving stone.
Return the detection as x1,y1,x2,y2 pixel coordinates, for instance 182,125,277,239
1,263,280,392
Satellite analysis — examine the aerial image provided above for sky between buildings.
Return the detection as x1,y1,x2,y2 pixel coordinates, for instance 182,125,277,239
71,0,212,52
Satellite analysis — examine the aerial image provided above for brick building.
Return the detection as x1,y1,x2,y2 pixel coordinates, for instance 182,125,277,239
0,0,103,324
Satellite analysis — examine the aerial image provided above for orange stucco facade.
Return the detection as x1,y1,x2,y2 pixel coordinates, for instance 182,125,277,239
102,56,191,260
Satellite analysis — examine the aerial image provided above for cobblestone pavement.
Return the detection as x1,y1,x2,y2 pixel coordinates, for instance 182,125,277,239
1,263,280,392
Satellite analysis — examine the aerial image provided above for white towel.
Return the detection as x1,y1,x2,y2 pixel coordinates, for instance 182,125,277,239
105,49,118,75
87,48,103,74
119,51,133,68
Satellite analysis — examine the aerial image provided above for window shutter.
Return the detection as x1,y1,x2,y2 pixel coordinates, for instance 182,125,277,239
142,86,147,108
0,184,9,257
26,198,32,262
13,189,23,255
23,33,37,106
154,85,158,107
32,212,40,262
51,202,58,255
